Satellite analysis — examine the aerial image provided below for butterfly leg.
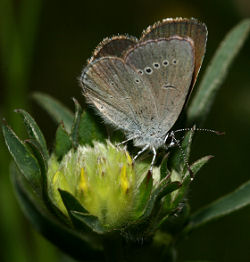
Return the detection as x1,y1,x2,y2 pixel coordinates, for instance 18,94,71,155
150,147,157,171
117,136,138,146
133,144,150,161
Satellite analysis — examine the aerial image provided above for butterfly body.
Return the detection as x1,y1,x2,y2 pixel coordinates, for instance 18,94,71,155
81,18,207,157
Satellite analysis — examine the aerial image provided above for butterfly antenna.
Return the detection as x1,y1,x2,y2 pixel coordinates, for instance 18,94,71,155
170,133,194,180
174,127,225,136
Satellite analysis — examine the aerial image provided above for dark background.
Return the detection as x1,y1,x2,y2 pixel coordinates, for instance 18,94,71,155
0,0,250,261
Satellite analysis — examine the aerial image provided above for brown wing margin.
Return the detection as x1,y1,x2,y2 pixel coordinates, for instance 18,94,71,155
88,35,138,63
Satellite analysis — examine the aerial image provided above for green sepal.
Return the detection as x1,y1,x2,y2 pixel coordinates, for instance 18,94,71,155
2,121,42,195
133,171,153,219
78,109,106,146
71,211,106,234
15,109,49,161
11,163,103,260
159,202,191,234
71,98,83,148
33,92,74,133
160,153,170,180
168,129,194,175
25,139,48,192
157,180,182,201
54,122,72,161
25,139,48,174
23,140,71,225
172,155,213,209
58,189,88,226
124,179,181,239
143,177,181,219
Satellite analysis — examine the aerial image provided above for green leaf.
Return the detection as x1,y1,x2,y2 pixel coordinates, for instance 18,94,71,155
25,139,48,174
160,153,170,180
25,139,48,190
184,155,213,180
187,19,250,125
158,181,182,200
172,155,213,208
33,92,74,132
2,121,42,195
15,109,49,161
11,164,103,260
54,123,72,160
159,202,190,233
58,189,88,226
70,98,83,148
133,171,153,219
78,110,106,146
143,178,181,219
186,179,250,233
71,211,106,234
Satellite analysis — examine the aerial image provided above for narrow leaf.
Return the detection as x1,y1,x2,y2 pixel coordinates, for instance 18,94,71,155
187,19,250,125
33,92,74,132
25,139,48,182
183,155,213,181
16,109,49,160
71,211,106,234
24,138,52,208
160,153,170,180
133,171,153,219
172,155,213,208
158,181,182,200
2,121,42,195
186,179,250,233
59,189,88,227
78,110,105,146
143,178,181,219
54,123,72,160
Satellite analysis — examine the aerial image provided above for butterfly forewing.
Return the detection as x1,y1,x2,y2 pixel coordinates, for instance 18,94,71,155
82,57,157,133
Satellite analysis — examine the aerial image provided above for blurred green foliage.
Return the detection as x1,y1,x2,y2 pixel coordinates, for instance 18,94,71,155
0,0,250,261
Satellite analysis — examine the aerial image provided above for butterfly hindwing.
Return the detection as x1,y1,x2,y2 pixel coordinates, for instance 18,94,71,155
125,37,194,132
141,18,207,90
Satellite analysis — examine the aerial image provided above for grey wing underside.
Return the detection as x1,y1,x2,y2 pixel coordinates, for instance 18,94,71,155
81,38,195,135
81,57,156,133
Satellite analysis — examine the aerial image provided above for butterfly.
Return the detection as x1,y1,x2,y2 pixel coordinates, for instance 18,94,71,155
80,18,207,168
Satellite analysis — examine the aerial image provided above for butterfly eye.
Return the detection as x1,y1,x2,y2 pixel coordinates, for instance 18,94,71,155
162,60,169,67
144,67,153,74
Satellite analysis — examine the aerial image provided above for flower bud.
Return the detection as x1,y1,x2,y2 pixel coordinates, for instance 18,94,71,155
47,141,148,229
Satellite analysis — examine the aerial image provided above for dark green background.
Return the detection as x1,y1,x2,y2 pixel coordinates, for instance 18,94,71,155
0,0,250,261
